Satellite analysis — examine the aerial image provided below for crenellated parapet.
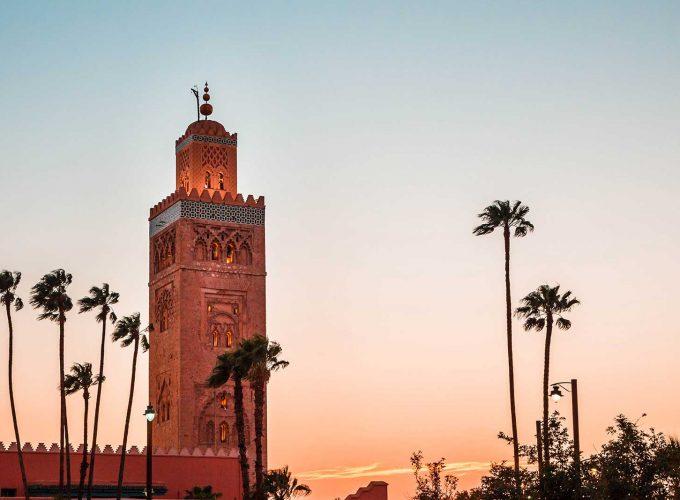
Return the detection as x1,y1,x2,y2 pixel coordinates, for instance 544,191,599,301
149,187,265,237
0,442,239,458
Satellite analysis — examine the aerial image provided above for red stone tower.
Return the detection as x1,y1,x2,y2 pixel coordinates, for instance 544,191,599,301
148,84,266,462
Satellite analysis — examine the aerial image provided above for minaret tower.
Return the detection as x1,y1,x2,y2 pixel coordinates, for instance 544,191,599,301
148,84,266,461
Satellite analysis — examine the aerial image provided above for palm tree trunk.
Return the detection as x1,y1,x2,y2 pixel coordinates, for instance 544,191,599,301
234,376,250,499
64,397,72,500
542,317,553,474
253,381,265,499
116,337,139,500
58,308,71,498
78,391,89,500
6,302,30,500
87,320,107,500
503,225,521,497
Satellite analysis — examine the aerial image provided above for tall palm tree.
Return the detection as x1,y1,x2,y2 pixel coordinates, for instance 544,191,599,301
30,269,73,498
78,284,119,500
207,348,252,499
473,200,533,495
516,284,579,476
64,363,102,500
241,336,289,499
112,313,150,500
263,466,311,500
1,270,29,500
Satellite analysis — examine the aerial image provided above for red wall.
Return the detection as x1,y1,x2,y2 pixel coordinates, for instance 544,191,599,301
0,444,242,499
344,481,388,500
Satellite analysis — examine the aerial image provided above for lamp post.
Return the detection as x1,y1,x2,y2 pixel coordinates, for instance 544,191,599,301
144,404,156,500
550,379,580,490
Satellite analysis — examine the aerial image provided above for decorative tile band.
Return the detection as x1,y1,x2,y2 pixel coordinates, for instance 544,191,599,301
176,134,238,153
150,200,265,237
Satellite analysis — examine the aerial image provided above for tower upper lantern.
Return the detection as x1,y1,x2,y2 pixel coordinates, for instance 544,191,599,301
175,83,237,195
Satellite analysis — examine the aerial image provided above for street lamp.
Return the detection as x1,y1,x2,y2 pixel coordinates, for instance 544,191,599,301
550,379,580,490
144,404,156,500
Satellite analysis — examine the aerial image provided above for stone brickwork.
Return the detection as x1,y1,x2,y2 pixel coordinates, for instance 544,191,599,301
149,117,267,471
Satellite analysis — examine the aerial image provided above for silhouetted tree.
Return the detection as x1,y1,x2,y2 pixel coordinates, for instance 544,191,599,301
112,313,150,500
0,270,29,500
207,348,252,499
30,269,73,498
515,284,579,479
78,284,118,500
473,200,533,496
411,450,458,500
241,336,289,499
263,466,311,500
64,363,101,500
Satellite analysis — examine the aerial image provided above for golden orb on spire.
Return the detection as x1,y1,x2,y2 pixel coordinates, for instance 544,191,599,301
199,81,213,119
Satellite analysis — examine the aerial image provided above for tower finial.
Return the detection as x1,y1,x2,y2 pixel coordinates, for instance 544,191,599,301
199,81,213,120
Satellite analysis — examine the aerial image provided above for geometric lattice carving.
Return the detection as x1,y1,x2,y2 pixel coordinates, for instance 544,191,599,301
202,145,228,169
153,228,176,275
155,286,174,333
181,201,264,226
193,225,253,266
176,134,238,154
149,201,264,237
177,150,190,191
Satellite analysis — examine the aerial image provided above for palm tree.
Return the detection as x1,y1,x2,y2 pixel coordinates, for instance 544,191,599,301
78,284,118,500
207,348,252,499
473,200,534,495
263,467,311,500
112,313,150,500
64,363,102,500
516,284,579,475
184,486,223,499
30,269,73,498
241,336,289,499
1,270,29,500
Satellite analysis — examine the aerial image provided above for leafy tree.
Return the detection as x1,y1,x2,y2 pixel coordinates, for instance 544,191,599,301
207,348,252,499
582,415,676,498
1,270,29,500
263,466,311,500
411,450,458,500
184,486,223,499
455,413,680,499
515,284,579,476
78,284,118,500
112,313,150,500
241,336,289,499
30,269,73,498
473,200,534,496
64,363,102,500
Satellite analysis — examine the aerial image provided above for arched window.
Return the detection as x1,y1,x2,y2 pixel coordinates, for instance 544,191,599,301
225,244,235,264
218,172,224,190
206,420,215,445
194,239,207,261
219,392,227,410
226,329,233,348
211,241,220,261
220,422,228,444
212,326,220,348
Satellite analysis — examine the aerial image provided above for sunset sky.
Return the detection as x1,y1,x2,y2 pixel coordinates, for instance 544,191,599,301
1,2,680,498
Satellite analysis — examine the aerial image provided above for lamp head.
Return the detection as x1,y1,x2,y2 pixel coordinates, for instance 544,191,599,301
144,404,156,422
550,385,563,402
